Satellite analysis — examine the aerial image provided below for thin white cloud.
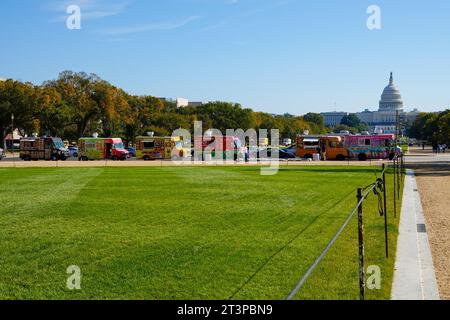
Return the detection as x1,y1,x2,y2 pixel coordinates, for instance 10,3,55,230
97,16,200,35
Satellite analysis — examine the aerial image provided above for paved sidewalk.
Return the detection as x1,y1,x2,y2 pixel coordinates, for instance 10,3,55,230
391,169,440,300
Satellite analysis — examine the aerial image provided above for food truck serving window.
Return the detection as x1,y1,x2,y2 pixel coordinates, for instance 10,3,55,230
85,141,96,149
303,139,319,147
358,138,371,146
143,141,155,149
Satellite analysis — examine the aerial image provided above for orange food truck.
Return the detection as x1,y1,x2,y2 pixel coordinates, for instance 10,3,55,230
296,135,349,160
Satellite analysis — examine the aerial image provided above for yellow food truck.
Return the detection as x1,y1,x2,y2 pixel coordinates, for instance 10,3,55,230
135,136,188,161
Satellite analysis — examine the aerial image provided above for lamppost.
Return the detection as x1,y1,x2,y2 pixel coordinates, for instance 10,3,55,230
11,113,15,166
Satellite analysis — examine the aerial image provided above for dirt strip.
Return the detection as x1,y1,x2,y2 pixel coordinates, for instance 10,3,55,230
407,150,450,300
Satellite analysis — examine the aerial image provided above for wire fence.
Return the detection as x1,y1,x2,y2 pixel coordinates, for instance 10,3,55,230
286,154,405,300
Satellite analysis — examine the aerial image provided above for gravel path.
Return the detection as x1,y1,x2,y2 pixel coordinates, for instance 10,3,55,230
407,148,450,300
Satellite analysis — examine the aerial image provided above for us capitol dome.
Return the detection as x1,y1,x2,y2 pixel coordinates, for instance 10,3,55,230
321,72,420,134
379,72,404,112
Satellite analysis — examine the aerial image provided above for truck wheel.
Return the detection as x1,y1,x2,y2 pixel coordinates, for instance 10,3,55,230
336,154,345,161
358,153,368,161
81,156,88,161
304,154,313,159
388,152,395,160
112,156,119,161
143,156,150,161
60,156,67,161
51,155,57,161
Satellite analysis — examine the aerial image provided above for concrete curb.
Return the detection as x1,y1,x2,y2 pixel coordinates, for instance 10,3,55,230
391,169,440,300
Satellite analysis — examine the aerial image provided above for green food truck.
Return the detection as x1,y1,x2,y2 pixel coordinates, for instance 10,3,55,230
78,138,130,161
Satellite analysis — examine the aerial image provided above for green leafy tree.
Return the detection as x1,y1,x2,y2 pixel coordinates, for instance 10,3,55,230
0,79,38,147
44,71,102,138
339,113,368,133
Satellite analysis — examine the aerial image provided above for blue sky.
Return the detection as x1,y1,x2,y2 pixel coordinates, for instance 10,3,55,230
1,0,450,114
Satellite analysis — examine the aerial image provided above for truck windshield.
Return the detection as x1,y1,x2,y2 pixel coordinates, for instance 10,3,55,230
114,143,124,150
53,140,65,149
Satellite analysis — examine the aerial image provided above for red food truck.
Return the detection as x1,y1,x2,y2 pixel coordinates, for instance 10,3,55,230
194,135,246,161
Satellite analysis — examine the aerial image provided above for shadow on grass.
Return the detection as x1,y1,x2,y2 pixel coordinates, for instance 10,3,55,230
228,187,357,299
234,167,384,175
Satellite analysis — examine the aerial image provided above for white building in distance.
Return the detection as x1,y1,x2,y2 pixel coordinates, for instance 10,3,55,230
176,98,204,108
321,111,348,127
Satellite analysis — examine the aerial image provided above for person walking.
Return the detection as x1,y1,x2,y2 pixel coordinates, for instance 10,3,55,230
432,143,438,153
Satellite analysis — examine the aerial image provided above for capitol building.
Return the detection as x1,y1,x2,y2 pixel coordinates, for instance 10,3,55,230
322,73,420,134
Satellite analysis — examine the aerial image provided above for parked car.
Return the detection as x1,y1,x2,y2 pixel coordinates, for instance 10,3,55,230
125,146,136,157
68,146,79,158
0,148,5,160
257,147,296,159
277,148,296,159
282,144,296,155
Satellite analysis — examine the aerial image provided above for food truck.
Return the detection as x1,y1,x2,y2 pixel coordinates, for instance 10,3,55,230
296,136,320,159
19,137,70,161
297,134,396,161
78,138,130,161
344,134,396,161
296,135,349,160
194,135,246,161
135,136,188,161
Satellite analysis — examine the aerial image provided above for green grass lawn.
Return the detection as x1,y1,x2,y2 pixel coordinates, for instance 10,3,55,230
0,166,401,300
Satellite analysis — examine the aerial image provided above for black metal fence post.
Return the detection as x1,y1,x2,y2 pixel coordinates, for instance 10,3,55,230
397,157,401,200
393,158,397,218
401,154,404,178
357,188,365,301
382,164,389,258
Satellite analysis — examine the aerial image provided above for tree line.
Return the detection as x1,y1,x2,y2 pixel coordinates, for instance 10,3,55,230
408,110,450,144
0,71,328,146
